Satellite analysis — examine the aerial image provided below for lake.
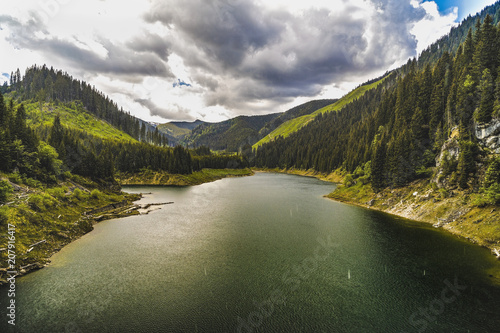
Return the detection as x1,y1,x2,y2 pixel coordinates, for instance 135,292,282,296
1,172,500,332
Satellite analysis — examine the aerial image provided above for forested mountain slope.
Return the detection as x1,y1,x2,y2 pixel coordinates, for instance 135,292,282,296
418,1,500,67
0,65,249,185
2,65,167,146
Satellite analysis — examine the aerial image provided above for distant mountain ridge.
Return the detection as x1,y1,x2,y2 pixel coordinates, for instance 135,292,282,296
170,119,207,130
157,120,208,146
178,99,337,151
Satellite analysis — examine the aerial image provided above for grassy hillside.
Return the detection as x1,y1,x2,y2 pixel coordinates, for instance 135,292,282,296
24,101,136,142
253,77,389,149
328,178,500,256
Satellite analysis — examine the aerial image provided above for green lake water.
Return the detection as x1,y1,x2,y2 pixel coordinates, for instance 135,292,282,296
1,172,500,332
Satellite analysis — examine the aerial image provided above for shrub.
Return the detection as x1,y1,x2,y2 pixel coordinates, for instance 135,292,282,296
0,180,14,203
24,177,43,189
28,194,45,211
38,141,63,175
363,161,372,180
484,183,500,205
344,174,355,187
353,166,364,178
358,176,370,185
47,187,66,200
438,188,449,199
8,172,22,184
471,194,490,207
90,189,103,200
28,193,56,211
449,171,458,186
72,188,87,200
0,206,8,227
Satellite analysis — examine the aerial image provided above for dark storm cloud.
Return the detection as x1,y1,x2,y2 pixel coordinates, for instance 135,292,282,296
0,14,173,81
144,0,428,111
135,98,195,121
127,32,171,59
144,0,284,68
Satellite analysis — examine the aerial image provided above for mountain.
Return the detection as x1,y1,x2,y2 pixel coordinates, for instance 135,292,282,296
0,65,249,183
0,74,249,283
170,119,207,130
253,76,389,149
181,99,336,151
157,120,207,146
417,1,500,68
254,5,500,185
2,65,169,146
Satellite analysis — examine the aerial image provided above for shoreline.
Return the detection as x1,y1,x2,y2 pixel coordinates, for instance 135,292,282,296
251,167,344,183
116,168,254,186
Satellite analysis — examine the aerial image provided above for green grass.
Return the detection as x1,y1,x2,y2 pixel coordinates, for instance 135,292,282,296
327,181,375,204
24,102,136,142
253,77,388,149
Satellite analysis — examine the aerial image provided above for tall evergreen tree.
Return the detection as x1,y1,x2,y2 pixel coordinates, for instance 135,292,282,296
48,114,66,161
475,69,495,123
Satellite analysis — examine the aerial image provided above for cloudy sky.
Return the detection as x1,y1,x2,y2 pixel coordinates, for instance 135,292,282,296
0,0,497,123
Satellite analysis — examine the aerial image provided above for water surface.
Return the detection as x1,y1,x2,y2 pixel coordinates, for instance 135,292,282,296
1,173,500,332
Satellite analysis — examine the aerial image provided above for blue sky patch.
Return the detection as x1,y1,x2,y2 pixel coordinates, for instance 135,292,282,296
173,79,192,88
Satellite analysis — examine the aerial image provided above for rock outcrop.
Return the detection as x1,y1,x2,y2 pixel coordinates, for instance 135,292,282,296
475,118,500,153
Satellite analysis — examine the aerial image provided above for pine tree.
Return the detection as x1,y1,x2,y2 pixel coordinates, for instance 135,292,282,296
458,141,476,189
463,28,475,66
429,82,445,137
0,92,5,125
473,15,497,77
484,157,500,188
475,69,495,123
48,114,66,161
371,141,386,192
13,104,28,143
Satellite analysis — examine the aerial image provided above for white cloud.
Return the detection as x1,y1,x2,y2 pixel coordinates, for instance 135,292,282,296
411,1,458,55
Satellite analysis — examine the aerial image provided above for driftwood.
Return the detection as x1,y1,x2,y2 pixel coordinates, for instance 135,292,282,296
28,240,46,248
139,202,173,209
86,200,129,215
